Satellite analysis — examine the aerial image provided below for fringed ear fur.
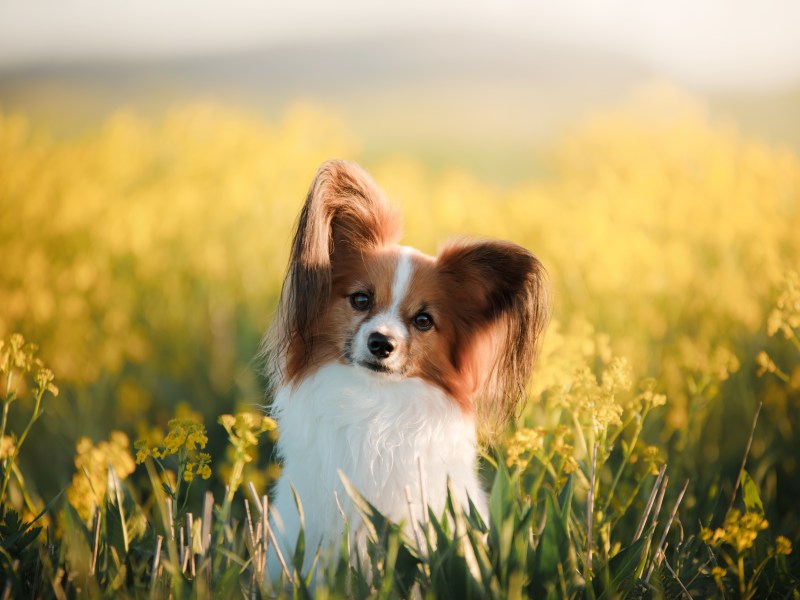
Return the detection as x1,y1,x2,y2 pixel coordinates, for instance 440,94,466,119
437,239,551,441
262,160,402,388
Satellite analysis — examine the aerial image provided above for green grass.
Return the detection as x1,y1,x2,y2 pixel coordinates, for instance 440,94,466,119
0,333,797,598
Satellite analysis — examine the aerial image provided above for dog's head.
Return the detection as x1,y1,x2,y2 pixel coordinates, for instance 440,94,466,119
264,160,550,435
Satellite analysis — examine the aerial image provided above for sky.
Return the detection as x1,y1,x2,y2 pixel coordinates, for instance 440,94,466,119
1,0,800,90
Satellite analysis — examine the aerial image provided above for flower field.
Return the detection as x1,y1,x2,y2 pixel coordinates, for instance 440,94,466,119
0,89,798,597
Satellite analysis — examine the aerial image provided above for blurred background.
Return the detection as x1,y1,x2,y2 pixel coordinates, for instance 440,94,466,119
1,0,799,540
3,0,800,180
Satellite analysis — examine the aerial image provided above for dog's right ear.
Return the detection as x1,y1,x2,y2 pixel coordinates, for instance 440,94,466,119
265,160,401,385
296,160,401,268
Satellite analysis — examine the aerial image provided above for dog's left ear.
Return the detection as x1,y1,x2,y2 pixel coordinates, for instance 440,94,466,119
437,239,550,436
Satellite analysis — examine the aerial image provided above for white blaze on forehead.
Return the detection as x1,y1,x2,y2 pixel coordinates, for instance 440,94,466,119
389,247,415,315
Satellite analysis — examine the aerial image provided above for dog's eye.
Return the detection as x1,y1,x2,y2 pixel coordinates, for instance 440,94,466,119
349,292,371,311
412,312,434,331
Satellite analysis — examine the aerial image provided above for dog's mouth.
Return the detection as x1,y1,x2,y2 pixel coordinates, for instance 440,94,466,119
357,360,393,374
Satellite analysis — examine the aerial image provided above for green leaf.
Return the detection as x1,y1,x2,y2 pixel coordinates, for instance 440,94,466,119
529,493,582,598
741,470,764,517
289,484,306,576
594,533,650,599
427,511,484,600
61,503,101,596
466,495,488,532
536,494,571,575
339,470,391,543
558,474,574,529
488,461,518,582
489,460,515,545
338,470,421,596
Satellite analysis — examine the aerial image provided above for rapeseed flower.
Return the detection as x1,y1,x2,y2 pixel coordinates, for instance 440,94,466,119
701,509,769,553
67,431,135,521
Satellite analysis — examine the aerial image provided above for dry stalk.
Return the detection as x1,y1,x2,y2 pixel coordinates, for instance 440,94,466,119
186,513,195,577
417,457,429,525
405,484,430,586
633,464,667,542
89,509,101,576
149,535,163,591
179,526,185,573
166,498,175,541
202,491,213,553
646,479,689,582
261,495,269,577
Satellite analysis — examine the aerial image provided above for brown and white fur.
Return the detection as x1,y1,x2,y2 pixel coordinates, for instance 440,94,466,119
263,160,549,578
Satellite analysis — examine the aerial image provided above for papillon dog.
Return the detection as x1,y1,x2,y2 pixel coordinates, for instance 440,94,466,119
263,160,549,578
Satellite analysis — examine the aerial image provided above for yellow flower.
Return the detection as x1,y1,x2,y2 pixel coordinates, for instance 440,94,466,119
66,431,136,521
702,509,770,554
562,455,579,474
775,535,792,555
186,452,213,481
9,334,26,369
218,414,236,431
219,411,274,494
134,416,211,486
0,435,15,461
219,411,276,454
159,418,208,456
755,351,777,376
711,566,727,580
34,366,59,397
602,357,633,394
0,334,58,401
767,272,800,339
505,427,544,469
133,439,151,464
555,358,632,436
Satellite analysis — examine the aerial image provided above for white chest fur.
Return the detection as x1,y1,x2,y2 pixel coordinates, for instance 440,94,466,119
267,362,487,575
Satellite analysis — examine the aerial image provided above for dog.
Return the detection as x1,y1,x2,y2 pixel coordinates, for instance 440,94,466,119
263,160,549,578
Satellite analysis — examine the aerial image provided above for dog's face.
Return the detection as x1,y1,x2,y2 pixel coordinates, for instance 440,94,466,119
331,246,436,379
267,160,549,430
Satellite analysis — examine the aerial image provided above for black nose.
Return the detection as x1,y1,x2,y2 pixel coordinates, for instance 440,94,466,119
368,332,395,359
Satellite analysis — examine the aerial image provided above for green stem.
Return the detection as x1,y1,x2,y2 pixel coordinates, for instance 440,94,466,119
0,395,10,505
738,554,745,597
0,387,45,502
172,449,185,532
605,411,637,449
12,387,45,453
226,458,244,506
601,415,644,515
0,366,15,443
571,411,589,459
3,357,13,399
771,367,791,384
11,462,38,516
180,479,194,515
786,329,800,352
